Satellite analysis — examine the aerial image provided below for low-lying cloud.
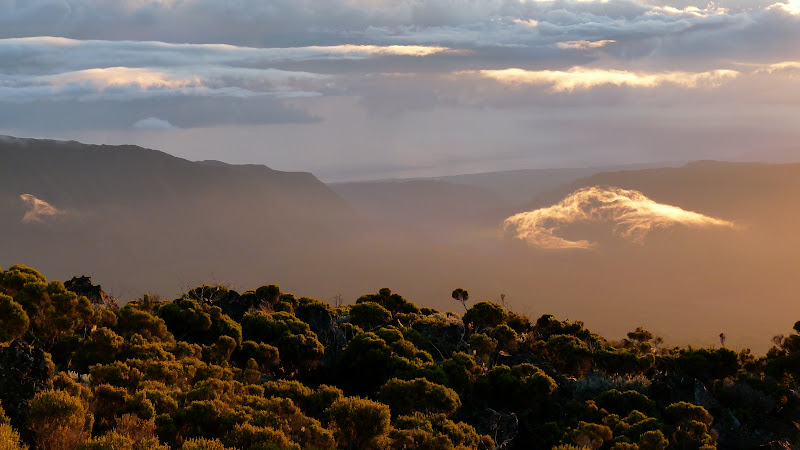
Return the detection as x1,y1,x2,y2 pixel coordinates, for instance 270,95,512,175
504,187,735,249
0,38,451,74
556,40,616,50
133,117,175,130
469,67,739,92
0,65,328,103
20,194,62,223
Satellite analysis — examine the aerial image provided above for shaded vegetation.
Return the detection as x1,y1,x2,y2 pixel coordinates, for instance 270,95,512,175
1,265,799,448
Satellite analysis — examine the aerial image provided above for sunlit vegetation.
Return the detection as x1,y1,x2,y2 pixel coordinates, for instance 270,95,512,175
1,265,799,449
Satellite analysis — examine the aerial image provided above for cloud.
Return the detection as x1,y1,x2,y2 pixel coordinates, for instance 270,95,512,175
503,186,735,249
2,0,800,168
768,0,800,15
0,38,450,74
556,40,615,50
0,65,328,103
466,67,739,91
133,117,175,130
511,18,539,27
20,194,62,223
757,61,800,73
0,38,450,109
0,0,788,54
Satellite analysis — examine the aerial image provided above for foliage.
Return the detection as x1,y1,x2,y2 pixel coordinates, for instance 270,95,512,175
325,397,391,449
26,389,92,449
241,311,324,374
0,294,29,343
3,265,800,449
377,378,461,416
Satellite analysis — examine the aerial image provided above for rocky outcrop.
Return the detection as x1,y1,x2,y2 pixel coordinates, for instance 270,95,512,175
64,275,118,310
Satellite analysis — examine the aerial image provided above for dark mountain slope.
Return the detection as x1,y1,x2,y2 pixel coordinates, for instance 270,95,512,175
0,136,356,297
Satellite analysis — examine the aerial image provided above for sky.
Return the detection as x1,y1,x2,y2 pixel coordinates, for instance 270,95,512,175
2,0,800,181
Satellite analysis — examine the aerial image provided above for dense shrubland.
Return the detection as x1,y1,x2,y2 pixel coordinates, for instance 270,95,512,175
1,265,799,449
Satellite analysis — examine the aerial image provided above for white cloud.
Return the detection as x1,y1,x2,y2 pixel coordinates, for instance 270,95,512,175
504,186,735,249
133,117,175,130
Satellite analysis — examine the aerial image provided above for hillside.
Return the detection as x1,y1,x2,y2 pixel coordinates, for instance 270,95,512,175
3,138,800,354
0,136,356,297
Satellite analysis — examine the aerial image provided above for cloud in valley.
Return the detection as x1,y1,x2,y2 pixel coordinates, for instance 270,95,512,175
504,187,735,249
20,194,63,223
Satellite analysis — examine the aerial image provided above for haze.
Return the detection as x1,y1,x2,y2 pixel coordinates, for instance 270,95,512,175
2,0,800,354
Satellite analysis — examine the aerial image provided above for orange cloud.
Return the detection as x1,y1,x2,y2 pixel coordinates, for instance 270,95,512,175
466,67,738,92
504,187,735,249
20,194,62,223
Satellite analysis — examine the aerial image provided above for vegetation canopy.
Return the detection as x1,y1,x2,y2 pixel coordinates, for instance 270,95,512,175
0,265,799,449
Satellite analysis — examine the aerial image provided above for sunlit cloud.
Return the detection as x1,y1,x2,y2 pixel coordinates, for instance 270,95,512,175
45,67,199,91
647,4,730,18
0,66,328,102
757,61,800,73
20,194,62,224
504,187,735,249
306,44,449,57
468,67,739,92
556,40,615,50
511,18,539,27
768,0,800,15
0,38,451,105
0,38,450,74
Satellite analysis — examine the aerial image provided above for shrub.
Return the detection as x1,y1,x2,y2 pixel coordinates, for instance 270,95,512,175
325,397,391,449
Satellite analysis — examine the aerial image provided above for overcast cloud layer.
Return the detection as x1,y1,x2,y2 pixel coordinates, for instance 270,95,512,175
2,0,800,180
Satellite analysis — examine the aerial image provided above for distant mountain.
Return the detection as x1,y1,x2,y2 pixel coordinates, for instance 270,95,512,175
330,179,505,237
432,162,683,206
0,136,355,297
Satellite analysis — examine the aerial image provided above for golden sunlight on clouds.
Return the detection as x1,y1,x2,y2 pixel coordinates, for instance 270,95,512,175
44,67,201,91
307,45,450,57
470,67,739,92
504,187,735,249
556,40,615,50
768,0,800,15
20,194,62,224
758,61,800,73
648,5,729,17
511,18,540,27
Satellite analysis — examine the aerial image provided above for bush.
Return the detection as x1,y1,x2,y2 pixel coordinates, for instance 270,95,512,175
325,397,391,449
377,378,461,417
0,294,29,343
26,390,92,449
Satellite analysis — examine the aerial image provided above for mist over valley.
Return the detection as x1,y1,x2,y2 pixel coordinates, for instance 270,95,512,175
3,137,798,353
